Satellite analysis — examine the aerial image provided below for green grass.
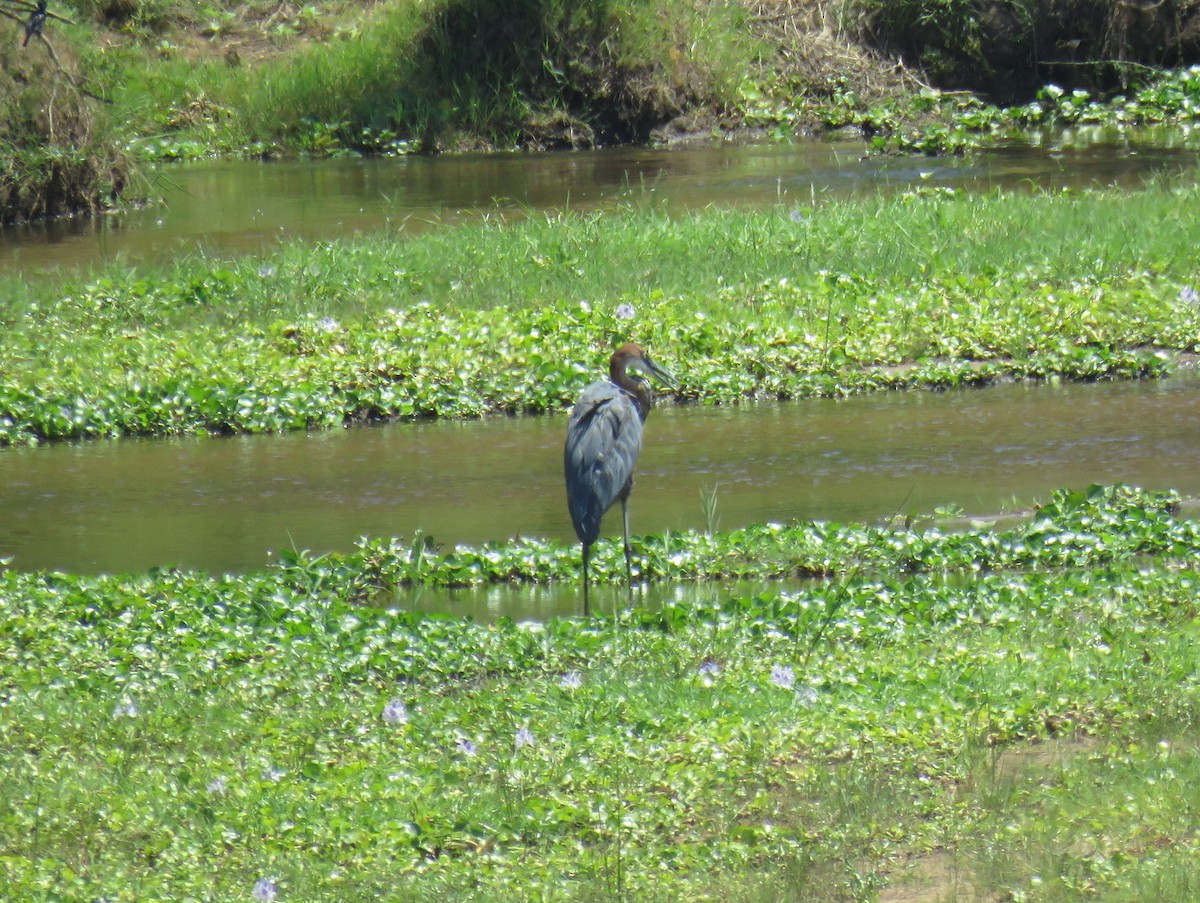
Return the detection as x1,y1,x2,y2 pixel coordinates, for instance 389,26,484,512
2,485,1199,899
94,0,1200,161
2,180,1199,444
10,176,1200,326
104,0,761,156
963,735,1200,900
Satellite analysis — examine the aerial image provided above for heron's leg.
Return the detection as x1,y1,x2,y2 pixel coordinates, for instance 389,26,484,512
621,496,633,591
582,542,590,617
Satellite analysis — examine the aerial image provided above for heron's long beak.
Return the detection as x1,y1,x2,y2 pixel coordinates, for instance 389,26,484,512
636,355,675,389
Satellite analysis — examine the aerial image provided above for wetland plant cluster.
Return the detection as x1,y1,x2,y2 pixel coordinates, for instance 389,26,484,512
286,485,1197,596
4,183,1200,446
2,485,1199,899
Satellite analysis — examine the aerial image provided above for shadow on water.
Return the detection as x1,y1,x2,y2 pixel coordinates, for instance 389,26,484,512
2,374,1199,581
5,129,1200,274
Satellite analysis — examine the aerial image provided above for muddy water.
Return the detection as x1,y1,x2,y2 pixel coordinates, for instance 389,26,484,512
2,377,1198,596
6,138,1200,620
4,131,1200,274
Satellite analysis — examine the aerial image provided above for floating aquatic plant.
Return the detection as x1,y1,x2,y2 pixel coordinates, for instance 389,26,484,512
2,187,1198,445
1,484,1199,898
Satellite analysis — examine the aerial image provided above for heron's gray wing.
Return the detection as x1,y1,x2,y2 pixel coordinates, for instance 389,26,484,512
564,381,644,545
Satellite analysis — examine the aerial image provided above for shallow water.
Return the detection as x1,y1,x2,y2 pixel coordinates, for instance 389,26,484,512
2,375,1198,586
5,136,1200,619
4,129,1200,274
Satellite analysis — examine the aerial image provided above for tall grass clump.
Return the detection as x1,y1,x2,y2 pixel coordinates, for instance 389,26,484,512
230,1,429,149
115,0,760,154
0,13,134,221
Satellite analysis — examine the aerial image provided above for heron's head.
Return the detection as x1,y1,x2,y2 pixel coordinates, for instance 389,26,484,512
611,343,674,388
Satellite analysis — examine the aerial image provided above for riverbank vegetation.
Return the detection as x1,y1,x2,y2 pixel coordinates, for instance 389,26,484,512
0,10,133,224
3,178,1199,445
88,1,1200,160
3,484,1199,899
283,485,1200,594
9,0,1200,218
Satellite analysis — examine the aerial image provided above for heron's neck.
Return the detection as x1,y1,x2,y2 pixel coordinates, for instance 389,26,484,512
612,370,652,421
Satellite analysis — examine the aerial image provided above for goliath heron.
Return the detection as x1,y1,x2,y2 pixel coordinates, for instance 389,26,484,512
564,343,674,615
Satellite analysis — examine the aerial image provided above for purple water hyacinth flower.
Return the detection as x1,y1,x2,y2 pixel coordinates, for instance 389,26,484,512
252,878,278,901
382,699,408,725
789,209,806,224
1178,286,1200,306
206,776,227,795
457,737,478,757
558,671,583,690
770,664,795,689
615,303,636,320
698,659,721,687
257,266,276,279
515,726,535,749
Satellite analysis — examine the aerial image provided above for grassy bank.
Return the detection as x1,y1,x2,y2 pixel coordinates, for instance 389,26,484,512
10,0,763,180
3,485,1199,900
105,2,1200,161
10,0,1200,217
8,0,759,217
0,15,133,224
2,180,1199,445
